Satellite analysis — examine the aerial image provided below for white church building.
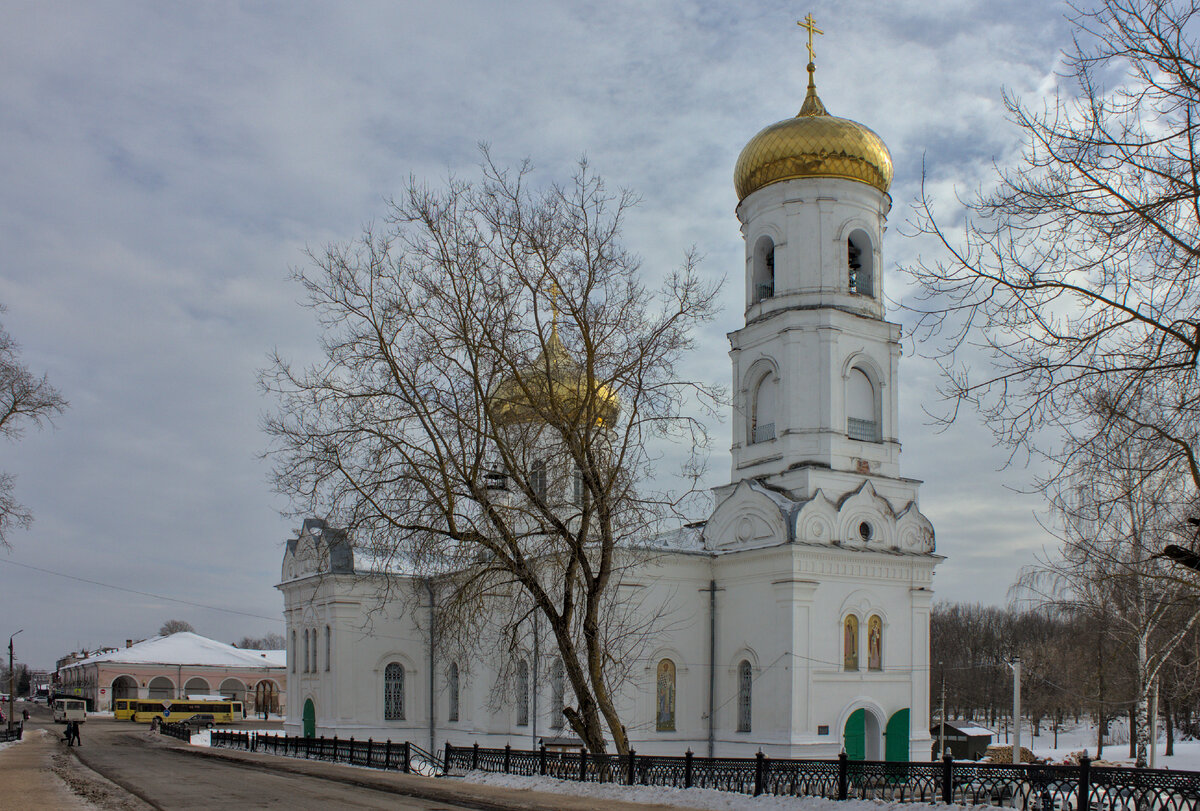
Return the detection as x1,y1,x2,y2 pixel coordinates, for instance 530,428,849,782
279,57,940,762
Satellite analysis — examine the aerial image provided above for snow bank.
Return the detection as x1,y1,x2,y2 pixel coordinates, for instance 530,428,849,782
462,772,991,811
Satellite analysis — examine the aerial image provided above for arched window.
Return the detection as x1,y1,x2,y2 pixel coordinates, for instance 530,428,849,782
550,659,565,730
448,662,460,722
656,659,676,732
846,367,878,442
844,616,860,671
847,230,874,296
750,371,778,444
291,630,297,673
303,630,310,673
516,659,530,726
573,466,585,506
867,615,883,671
384,663,405,720
737,660,752,733
753,236,775,302
310,629,318,673
325,625,331,672
530,460,547,500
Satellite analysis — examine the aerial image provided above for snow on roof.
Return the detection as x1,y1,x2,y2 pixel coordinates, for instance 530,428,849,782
68,633,285,670
940,720,995,737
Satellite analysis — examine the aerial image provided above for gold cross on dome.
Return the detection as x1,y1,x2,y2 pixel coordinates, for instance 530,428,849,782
798,13,823,63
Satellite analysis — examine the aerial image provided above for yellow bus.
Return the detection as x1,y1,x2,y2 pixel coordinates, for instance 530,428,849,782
127,699,243,724
113,698,138,721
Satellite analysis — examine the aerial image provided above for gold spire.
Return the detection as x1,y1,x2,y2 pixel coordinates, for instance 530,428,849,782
797,15,827,117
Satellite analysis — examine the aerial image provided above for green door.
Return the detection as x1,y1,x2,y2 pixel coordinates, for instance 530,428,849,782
302,699,316,738
886,708,910,762
844,708,866,760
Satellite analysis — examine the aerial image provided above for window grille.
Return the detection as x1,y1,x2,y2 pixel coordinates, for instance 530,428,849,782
530,461,547,500
755,281,774,302
550,660,564,730
516,660,530,726
847,417,878,442
302,630,310,673
752,422,776,444
384,663,405,720
737,660,753,732
448,663,460,722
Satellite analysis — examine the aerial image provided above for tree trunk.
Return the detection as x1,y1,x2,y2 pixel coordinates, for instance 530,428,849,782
1165,693,1174,757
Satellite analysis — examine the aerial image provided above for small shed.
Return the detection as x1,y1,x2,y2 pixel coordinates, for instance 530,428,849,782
930,720,994,760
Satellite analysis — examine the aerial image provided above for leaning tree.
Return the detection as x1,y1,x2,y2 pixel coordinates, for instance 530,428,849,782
262,151,721,754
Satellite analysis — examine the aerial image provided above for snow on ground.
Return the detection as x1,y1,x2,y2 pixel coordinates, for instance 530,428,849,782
462,772,990,811
0,728,32,754
1002,721,1200,770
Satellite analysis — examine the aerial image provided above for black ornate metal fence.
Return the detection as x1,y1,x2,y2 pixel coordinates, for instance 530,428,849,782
158,721,192,742
442,743,1200,811
0,724,22,743
209,730,441,774
204,730,1200,810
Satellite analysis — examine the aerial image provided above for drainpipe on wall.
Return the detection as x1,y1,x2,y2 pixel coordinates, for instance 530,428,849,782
708,578,717,758
425,578,436,756
532,613,540,749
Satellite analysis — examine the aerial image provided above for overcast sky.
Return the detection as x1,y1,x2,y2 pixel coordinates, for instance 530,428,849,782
1,0,1076,669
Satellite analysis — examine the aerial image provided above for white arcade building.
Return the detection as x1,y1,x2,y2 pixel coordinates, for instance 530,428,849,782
279,56,940,761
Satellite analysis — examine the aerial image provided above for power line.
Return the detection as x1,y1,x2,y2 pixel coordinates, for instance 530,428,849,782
0,558,282,624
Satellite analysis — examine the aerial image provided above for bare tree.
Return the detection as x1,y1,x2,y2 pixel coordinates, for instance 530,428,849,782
1015,419,1200,766
159,619,195,635
262,151,722,754
902,0,1200,497
0,304,67,547
236,632,285,650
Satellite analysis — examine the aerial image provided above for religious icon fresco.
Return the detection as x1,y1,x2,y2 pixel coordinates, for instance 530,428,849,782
656,658,676,731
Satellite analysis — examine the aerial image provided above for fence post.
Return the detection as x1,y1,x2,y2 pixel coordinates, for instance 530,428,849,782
349,736,355,765
404,740,411,773
685,749,694,788
540,740,547,776
941,753,953,805
444,741,452,773
472,742,480,771
628,748,636,786
1078,756,1092,811
504,743,512,774
580,747,588,782
384,739,392,770
838,751,849,801
754,750,765,797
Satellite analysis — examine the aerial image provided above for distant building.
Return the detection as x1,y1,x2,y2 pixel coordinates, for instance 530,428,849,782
931,720,994,760
56,632,286,713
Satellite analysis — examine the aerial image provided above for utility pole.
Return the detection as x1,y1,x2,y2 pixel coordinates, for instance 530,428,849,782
1010,656,1022,765
938,664,946,759
8,630,22,731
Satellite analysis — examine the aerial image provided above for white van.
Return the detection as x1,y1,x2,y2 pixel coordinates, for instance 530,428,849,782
52,698,86,723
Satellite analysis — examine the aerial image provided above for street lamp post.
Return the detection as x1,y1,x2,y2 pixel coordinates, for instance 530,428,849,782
8,630,23,731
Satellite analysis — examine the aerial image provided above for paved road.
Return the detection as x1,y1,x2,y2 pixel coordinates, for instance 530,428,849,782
48,715,484,810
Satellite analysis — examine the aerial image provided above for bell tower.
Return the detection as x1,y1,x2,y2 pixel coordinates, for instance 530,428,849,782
725,48,904,500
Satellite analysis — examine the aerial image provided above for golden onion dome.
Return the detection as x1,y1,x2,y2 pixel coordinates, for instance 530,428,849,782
490,329,620,428
734,64,893,200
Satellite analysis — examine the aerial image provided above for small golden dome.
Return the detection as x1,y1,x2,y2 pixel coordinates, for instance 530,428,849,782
490,330,619,428
734,65,893,200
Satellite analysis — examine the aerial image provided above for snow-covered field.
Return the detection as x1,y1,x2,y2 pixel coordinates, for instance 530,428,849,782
994,721,1200,770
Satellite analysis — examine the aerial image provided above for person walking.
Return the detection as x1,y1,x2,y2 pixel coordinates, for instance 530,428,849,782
66,720,81,746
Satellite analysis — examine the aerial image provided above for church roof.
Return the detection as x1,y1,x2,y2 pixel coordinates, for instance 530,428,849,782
734,63,893,200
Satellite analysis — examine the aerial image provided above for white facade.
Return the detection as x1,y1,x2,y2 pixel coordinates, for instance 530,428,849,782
279,89,940,761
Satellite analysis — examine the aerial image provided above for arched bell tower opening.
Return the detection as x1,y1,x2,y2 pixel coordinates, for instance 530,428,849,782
847,229,874,297
751,236,776,303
